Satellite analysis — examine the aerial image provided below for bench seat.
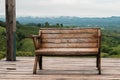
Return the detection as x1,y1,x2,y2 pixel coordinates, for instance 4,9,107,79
35,48,98,56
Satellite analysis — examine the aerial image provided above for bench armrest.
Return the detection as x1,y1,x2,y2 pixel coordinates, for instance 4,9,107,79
31,35,40,37
30,35,41,50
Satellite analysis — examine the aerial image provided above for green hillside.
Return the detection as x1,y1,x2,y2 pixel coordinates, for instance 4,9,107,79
0,27,6,59
0,20,120,59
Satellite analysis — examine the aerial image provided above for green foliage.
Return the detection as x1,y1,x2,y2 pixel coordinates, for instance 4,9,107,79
101,53,109,58
101,44,112,53
108,55,120,58
0,51,34,59
0,51,5,59
18,39,34,52
37,23,42,27
17,25,39,41
0,20,120,58
109,45,120,55
101,29,120,57
0,26,6,51
16,25,39,51
16,51,34,56
45,22,50,27
0,21,5,27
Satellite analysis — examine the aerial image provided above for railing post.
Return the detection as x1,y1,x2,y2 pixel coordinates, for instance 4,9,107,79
5,0,16,61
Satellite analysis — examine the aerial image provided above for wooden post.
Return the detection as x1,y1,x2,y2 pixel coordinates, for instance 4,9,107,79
5,0,16,61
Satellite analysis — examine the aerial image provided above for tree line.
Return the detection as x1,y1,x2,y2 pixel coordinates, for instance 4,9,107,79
0,20,120,59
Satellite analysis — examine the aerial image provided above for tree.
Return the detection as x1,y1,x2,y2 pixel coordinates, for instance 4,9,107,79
37,23,41,27
109,45,120,55
0,27,6,51
45,22,49,27
60,23,63,27
56,23,60,27
0,21,5,27
19,39,34,52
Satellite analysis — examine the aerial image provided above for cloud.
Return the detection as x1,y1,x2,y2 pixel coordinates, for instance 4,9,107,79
0,0,120,17
0,0,5,16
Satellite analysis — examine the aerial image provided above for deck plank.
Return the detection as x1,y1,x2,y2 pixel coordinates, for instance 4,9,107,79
0,57,120,80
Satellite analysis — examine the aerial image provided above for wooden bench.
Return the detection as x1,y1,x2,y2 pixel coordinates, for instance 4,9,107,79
31,28,101,74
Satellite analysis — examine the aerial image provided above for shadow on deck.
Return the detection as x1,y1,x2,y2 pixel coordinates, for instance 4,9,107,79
0,57,120,80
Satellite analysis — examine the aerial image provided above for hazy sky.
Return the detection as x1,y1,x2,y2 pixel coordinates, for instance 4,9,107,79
0,0,120,17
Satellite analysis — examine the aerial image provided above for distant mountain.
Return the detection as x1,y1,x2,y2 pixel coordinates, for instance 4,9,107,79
0,16,120,27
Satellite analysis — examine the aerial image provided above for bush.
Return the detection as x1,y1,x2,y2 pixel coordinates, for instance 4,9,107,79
109,45,120,55
108,54,120,58
101,52,109,58
0,51,34,59
0,51,5,59
0,27,6,51
18,39,34,52
101,44,112,53
16,51,34,56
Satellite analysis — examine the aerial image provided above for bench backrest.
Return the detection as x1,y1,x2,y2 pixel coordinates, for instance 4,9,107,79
39,28,101,48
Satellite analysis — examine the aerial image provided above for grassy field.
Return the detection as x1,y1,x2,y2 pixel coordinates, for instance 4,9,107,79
1,51,120,60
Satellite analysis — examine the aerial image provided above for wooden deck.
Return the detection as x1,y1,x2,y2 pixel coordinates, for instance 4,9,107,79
0,57,120,80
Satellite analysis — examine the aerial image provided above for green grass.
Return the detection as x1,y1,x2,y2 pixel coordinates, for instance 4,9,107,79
108,55,120,58
16,51,34,56
0,51,5,59
0,51,120,60
101,52,120,58
101,52,109,58
0,51,34,60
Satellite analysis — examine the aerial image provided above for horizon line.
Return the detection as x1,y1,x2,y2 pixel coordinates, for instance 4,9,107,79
0,15,120,18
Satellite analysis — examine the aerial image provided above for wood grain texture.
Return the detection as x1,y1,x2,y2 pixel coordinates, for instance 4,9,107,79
32,28,101,74
41,43,98,48
42,38,98,43
0,57,120,80
40,28,98,33
35,48,98,56
42,34,98,39
5,0,16,61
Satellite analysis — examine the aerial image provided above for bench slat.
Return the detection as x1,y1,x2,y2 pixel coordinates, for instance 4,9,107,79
42,34,98,39
41,29,98,34
35,48,98,56
42,38,98,43
42,43,98,48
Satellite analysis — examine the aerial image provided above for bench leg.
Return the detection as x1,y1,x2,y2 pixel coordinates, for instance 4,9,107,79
38,56,42,70
97,55,101,75
96,56,99,68
33,56,38,74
